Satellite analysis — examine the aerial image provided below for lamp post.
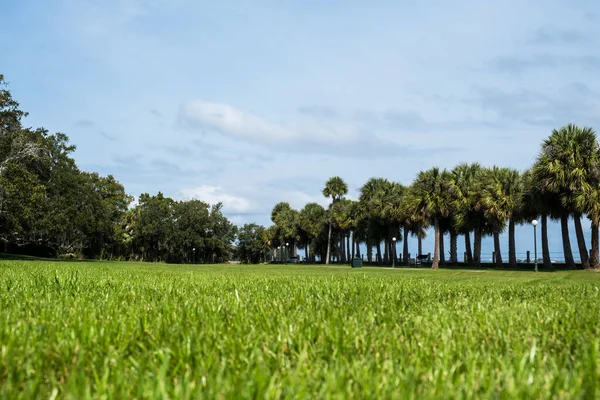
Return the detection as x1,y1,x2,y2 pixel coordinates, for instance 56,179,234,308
285,242,289,264
532,220,538,272
392,237,397,268
192,247,195,264
278,246,281,263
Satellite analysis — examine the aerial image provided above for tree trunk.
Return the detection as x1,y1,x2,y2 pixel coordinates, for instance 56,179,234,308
474,227,482,266
591,220,599,269
439,231,446,265
560,214,576,269
351,234,355,262
541,214,551,269
432,217,440,269
403,225,409,265
494,231,503,268
383,238,389,265
465,231,473,264
418,225,423,256
355,238,361,257
450,230,458,265
573,213,590,269
340,232,346,263
325,222,332,265
306,242,310,263
346,233,351,262
376,242,382,265
367,241,372,264
508,218,517,268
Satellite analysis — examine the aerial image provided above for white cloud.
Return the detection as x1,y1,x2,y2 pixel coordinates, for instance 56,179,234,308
180,100,362,145
179,185,251,213
181,101,295,141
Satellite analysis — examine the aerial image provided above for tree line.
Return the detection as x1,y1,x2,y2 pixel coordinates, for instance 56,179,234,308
266,124,600,270
4,73,600,268
0,74,237,263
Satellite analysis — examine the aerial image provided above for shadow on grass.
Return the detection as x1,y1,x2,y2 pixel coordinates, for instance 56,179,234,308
0,253,95,263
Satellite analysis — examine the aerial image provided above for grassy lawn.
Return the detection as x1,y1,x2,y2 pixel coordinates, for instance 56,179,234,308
1,260,599,399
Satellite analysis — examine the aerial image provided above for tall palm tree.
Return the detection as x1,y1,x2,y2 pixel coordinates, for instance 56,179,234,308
298,202,327,263
359,177,390,265
452,163,484,265
534,124,598,269
521,169,555,269
322,176,348,265
576,186,600,269
382,182,407,266
479,167,522,268
403,168,453,269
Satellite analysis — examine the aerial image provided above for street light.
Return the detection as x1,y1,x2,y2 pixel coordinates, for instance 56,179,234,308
192,247,195,264
285,242,289,264
531,220,538,272
278,246,281,263
392,237,397,268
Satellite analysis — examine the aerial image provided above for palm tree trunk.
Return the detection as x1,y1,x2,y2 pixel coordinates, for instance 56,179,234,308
325,222,332,265
474,228,482,266
367,241,372,264
403,225,409,265
346,233,351,262
376,242,382,265
560,214,576,269
418,225,423,256
306,242,310,263
591,220,599,269
439,231,446,265
432,217,440,269
465,231,473,264
508,218,517,268
573,213,590,269
494,231,503,267
383,238,389,265
450,230,458,265
541,214,551,269
340,232,346,263
351,234,355,262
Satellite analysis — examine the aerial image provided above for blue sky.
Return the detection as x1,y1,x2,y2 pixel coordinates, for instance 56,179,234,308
2,0,599,261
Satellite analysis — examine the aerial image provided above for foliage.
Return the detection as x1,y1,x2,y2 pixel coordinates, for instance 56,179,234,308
235,223,269,263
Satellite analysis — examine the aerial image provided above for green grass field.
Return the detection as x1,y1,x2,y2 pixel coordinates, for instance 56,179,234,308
1,260,599,399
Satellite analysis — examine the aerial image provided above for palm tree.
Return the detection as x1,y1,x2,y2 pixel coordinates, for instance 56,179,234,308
403,168,453,269
322,176,348,264
521,169,555,269
534,124,598,269
452,163,484,265
359,177,390,264
479,167,522,268
298,202,327,263
382,182,407,266
576,186,600,269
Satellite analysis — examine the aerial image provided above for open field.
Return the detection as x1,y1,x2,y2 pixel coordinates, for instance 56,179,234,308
1,260,600,399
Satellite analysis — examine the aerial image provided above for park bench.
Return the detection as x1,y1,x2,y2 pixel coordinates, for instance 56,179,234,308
415,254,431,266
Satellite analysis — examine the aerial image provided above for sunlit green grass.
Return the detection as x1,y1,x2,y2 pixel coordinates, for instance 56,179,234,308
1,260,599,399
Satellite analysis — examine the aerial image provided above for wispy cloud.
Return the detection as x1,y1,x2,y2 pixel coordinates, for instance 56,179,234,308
179,185,251,213
489,54,600,74
532,26,588,44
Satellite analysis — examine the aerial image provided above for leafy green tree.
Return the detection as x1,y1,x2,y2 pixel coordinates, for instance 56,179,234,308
236,223,269,264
